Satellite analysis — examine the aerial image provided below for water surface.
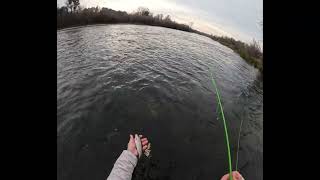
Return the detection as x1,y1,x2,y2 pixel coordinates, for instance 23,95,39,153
57,24,263,180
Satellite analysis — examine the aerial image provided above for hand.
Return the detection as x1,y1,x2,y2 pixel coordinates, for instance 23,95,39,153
127,134,149,157
220,171,244,180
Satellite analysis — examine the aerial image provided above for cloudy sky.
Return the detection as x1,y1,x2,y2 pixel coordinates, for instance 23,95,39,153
57,0,263,43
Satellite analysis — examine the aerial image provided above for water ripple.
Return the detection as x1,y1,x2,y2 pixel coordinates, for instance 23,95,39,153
57,25,263,180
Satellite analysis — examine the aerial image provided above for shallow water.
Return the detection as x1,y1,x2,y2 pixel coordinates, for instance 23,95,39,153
57,24,263,180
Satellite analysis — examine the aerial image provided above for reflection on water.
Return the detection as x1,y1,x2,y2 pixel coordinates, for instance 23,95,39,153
57,25,263,180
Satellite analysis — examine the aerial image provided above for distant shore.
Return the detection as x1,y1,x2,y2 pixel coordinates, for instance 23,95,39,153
57,6,262,72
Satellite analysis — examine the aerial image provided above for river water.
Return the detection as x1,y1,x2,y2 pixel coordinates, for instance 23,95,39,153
57,24,263,180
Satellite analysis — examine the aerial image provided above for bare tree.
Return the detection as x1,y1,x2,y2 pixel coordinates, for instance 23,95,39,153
136,7,150,16
164,15,171,22
249,38,262,58
154,14,163,20
65,0,73,13
65,0,80,13
258,19,263,47
189,22,194,28
73,0,80,12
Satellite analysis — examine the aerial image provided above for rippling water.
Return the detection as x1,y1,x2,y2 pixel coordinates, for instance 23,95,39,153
57,25,263,180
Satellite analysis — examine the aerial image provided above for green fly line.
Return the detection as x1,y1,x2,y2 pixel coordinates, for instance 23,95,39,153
235,116,244,171
210,72,233,180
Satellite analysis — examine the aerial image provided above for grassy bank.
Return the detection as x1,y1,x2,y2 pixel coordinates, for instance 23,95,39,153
57,6,262,72
193,30,263,72
212,36,262,72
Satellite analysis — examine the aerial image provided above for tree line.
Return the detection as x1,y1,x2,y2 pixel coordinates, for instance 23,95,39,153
57,6,192,32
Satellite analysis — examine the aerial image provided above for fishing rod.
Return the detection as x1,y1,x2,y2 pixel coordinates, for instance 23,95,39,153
210,72,233,180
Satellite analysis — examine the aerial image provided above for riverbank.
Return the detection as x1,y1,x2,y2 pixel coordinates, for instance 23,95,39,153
57,6,262,72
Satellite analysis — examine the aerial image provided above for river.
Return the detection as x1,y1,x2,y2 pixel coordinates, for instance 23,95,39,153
57,24,263,180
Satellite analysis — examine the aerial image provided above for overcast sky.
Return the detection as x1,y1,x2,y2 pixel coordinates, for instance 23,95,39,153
57,0,263,43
